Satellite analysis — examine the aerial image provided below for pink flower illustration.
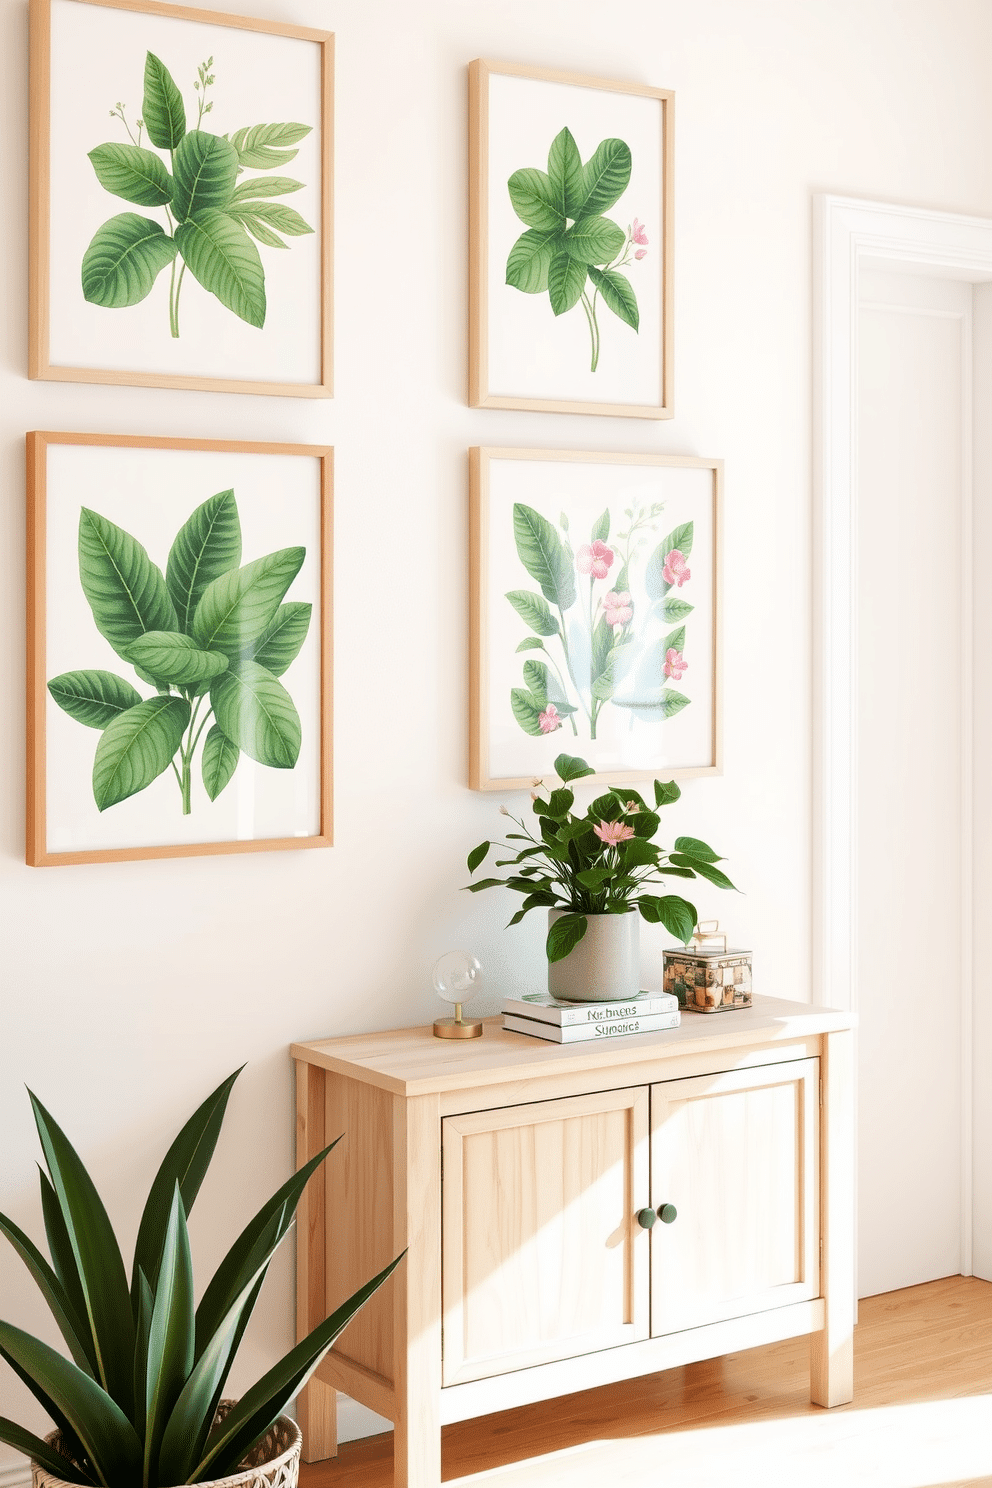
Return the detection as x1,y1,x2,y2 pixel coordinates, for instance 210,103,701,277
662,549,691,587
576,539,614,581
594,819,636,847
632,218,648,246
538,704,562,734
663,648,688,681
634,248,647,260
603,590,633,629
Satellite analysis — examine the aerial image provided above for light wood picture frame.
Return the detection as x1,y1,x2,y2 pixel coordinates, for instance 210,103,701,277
27,431,333,866
469,59,673,420
470,447,721,791
30,0,333,397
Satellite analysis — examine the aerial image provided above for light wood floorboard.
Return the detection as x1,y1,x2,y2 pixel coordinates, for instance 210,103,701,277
299,1277,992,1486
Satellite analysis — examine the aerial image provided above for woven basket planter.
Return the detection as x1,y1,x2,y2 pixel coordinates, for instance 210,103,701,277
30,1403,302,1488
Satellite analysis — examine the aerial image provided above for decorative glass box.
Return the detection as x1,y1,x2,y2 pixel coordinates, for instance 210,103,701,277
663,921,752,1013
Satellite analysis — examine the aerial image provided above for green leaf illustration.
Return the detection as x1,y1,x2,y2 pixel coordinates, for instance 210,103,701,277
507,167,564,233
210,662,301,769
47,671,142,730
579,138,631,216
78,508,178,659
521,660,576,715
87,144,173,207
174,209,266,328
230,200,312,237
201,725,239,802
587,265,639,330
505,590,559,637
662,625,686,656
659,596,694,622
505,229,560,294
92,697,190,811
126,632,229,687
227,123,311,170
172,132,238,223
547,126,585,219
166,490,243,636
512,505,576,611
510,687,544,736
230,176,305,202
516,637,545,652
591,509,610,543
142,52,187,151
645,521,694,600
192,548,305,658
548,252,587,315
249,603,312,676
612,687,691,718
563,215,625,265
81,215,178,309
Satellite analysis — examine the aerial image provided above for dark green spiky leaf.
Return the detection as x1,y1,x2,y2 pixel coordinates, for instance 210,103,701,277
166,490,243,636
88,143,173,207
143,1186,194,1488
587,265,638,330
192,548,305,658
506,167,563,233
512,505,576,610
467,841,490,873
249,602,312,676
230,176,304,202
0,1213,94,1375
47,671,143,730
546,912,588,963
547,251,587,315
39,1169,87,1329
654,778,681,807
175,209,266,328
78,508,177,660
553,753,596,784
645,522,694,600
28,1093,135,1412
546,126,585,217
132,1069,242,1308
505,589,559,637
505,228,560,293
209,662,301,769
81,214,179,309
133,1269,153,1440
172,131,238,222
201,726,240,802
564,215,625,265
0,1417,94,1485
142,52,186,150
126,632,229,687
578,137,631,216
92,697,190,811
227,123,311,171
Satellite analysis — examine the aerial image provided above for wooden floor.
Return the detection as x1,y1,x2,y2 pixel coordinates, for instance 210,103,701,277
299,1276,992,1487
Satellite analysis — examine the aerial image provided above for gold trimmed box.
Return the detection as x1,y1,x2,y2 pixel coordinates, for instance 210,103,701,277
663,936,752,1014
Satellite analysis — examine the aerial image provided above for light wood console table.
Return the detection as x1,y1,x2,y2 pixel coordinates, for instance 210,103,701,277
291,994,854,1488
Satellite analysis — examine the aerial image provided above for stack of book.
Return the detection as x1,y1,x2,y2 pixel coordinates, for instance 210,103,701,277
502,990,680,1043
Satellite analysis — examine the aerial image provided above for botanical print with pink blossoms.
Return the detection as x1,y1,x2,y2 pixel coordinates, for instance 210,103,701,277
476,453,718,788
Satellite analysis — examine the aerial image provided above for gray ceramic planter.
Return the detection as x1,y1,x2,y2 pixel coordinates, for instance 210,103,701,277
547,908,640,1002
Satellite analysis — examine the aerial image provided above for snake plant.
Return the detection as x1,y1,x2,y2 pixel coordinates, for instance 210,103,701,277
0,1070,400,1487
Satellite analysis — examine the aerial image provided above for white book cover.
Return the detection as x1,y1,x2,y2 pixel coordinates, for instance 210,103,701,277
501,990,678,1026
502,1009,681,1044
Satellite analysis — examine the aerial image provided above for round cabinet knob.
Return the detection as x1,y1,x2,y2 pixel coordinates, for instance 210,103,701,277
636,1207,656,1229
659,1203,678,1224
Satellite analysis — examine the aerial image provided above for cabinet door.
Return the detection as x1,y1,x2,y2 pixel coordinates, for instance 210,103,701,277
441,1087,650,1386
650,1059,819,1336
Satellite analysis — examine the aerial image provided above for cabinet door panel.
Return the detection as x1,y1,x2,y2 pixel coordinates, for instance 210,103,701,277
650,1059,819,1336
442,1087,649,1386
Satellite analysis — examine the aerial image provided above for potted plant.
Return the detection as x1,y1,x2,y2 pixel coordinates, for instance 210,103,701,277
0,1070,400,1488
466,752,735,1001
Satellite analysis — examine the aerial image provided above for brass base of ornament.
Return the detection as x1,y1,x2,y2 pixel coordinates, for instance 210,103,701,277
433,1016,484,1039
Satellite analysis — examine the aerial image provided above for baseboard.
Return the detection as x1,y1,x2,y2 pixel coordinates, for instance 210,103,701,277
337,1392,391,1443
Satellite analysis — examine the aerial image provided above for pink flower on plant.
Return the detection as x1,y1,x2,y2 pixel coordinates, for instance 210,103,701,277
576,540,614,581
632,218,648,246
663,648,688,680
634,248,647,260
603,590,633,629
594,819,636,847
662,549,691,587
538,704,562,734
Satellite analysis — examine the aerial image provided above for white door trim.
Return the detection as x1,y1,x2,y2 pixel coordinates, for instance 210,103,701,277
813,194,992,1278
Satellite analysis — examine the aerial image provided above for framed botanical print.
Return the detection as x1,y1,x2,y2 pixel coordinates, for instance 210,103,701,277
469,59,673,419
470,447,721,791
29,0,333,396
27,432,332,866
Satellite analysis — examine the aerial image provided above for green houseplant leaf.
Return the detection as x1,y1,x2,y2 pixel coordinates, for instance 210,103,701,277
172,132,239,222
166,490,243,636
126,633,229,687
92,697,191,811
209,663,301,769
0,1417,93,1486
249,602,312,676
174,209,266,328
0,1213,95,1376
142,52,186,150
227,122,311,170
587,265,639,330
201,726,239,801
78,508,178,659
512,504,576,611
81,215,179,309
142,1187,194,1488
192,548,305,658
547,912,588,962
88,144,173,208
47,672,143,730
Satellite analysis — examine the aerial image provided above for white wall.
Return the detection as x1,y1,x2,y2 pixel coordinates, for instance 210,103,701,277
3,0,992,1467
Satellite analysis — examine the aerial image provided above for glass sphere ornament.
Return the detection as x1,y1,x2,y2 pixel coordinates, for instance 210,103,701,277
432,951,484,1039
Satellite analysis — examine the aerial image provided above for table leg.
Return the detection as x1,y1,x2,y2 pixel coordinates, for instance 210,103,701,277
810,1027,855,1406
392,1092,442,1488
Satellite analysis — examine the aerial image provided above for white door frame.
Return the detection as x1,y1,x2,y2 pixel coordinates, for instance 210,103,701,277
814,194,992,1278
